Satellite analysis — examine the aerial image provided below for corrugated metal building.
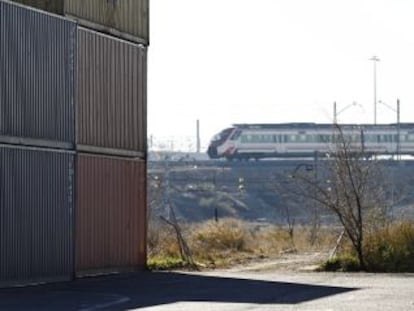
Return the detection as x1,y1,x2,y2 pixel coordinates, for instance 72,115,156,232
0,0,76,148
0,145,74,287
9,0,150,45
64,0,149,45
0,2,147,155
0,0,149,286
9,0,64,14
76,27,147,157
76,154,146,276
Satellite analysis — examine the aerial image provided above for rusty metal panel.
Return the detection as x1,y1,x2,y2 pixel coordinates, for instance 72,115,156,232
0,0,76,146
76,153,146,275
9,0,64,14
0,145,74,287
64,0,149,44
76,27,147,155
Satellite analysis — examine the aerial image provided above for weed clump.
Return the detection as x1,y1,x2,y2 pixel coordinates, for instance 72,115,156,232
318,222,414,272
147,257,185,270
318,255,360,272
364,222,414,272
193,219,248,251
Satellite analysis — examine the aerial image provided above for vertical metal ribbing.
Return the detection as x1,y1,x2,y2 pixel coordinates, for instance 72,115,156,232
75,154,146,276
0,145,74,286
76,27,147,155
0,1,76,146
64,0,149,44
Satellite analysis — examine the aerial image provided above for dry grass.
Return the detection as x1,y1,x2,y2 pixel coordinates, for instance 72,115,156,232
147,219,181,258
364,221,414,272
149,218,414,272
318,222,414,272
148,218,340,270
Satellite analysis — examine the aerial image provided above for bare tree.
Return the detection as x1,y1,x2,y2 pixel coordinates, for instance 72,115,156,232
292,125,387,269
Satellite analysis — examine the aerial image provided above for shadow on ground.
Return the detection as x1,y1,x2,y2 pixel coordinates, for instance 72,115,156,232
0,271,357,310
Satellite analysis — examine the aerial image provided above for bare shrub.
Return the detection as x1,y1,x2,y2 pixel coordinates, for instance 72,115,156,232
147,218,181,258
292,125,388,270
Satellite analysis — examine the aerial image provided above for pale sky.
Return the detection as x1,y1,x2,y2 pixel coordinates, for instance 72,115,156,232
149,0,414,151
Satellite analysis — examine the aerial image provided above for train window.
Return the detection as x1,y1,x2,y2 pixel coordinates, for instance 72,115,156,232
230,130,242,140
244,134,274,143
241,135,251,143
377,134,392,143
262,134,273,143
407,134,414,142
379,135,389,142
318,135,330,143
350,134,359,142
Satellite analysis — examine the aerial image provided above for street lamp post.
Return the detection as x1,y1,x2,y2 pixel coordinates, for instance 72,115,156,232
370,56,380,125
291,161,320,244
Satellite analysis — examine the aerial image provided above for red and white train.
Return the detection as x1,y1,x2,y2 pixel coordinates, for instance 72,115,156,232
207,123,414,160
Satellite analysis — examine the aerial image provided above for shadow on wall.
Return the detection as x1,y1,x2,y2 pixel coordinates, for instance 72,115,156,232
0,272,358,310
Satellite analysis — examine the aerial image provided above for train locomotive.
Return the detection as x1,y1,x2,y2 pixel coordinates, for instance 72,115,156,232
207,123,414,160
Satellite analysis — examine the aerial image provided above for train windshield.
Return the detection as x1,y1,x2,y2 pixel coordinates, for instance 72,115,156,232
211,128,234,142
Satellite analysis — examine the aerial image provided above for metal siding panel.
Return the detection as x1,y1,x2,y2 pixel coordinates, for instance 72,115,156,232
64,0,149,44
76,28,147,155
0,145,74,286
75,153,146,275
0,1,75,146
9,0,64,14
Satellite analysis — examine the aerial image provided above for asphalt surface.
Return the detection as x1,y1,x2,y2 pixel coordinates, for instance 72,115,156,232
0,269,413,310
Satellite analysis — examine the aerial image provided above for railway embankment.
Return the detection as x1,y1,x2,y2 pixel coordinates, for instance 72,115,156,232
148,159,414,224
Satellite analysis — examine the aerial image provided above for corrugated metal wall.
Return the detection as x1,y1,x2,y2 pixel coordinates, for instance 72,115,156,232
64,0,149,44
0,1,76,146
0,145,74,286
0,0,148,285
10,0,64,14
76,27,147,156
75,153,146,276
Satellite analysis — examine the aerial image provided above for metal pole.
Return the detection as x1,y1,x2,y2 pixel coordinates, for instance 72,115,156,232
397,99,400,160
370,56,380,125
333,101,337,124
196,119,201,153
374,60,377,125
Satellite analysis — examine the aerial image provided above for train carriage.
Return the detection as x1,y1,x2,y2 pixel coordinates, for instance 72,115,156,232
207,123,414,160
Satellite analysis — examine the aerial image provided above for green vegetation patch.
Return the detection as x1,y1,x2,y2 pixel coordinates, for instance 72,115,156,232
147,256,185,271
318,255,361,272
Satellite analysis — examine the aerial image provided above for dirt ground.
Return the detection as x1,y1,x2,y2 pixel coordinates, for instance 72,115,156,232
228,251,330,273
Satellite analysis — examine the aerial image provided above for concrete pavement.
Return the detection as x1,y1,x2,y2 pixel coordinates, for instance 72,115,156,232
0,270,413,310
